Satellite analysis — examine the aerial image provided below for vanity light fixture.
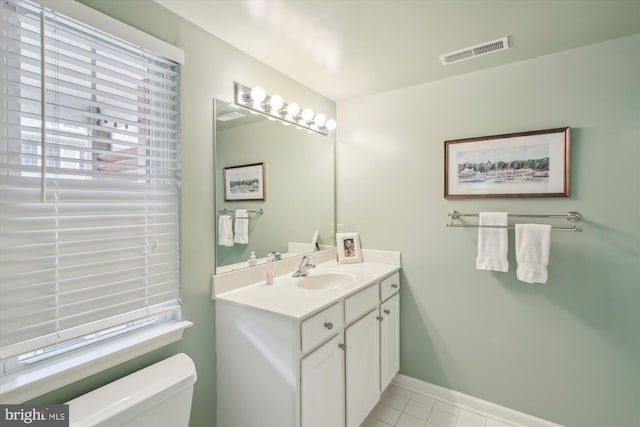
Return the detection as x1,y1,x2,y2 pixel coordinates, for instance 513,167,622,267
234,82,336,136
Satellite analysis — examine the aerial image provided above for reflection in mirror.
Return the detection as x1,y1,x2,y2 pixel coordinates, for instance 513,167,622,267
214,99,335,273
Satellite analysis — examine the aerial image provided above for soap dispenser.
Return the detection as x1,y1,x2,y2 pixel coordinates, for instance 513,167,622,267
265,254,274,285
248,251,256,266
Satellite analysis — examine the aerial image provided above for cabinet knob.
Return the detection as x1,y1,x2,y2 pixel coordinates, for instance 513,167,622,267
391,283,399,289
324,322,333,330
384,309,391,315
338,343,346,351
377,316,384,322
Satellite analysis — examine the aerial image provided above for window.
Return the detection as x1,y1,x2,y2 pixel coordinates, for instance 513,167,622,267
0,0,181,374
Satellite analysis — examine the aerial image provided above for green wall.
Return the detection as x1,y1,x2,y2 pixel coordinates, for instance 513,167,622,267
29,1,334,426
336,35,640,426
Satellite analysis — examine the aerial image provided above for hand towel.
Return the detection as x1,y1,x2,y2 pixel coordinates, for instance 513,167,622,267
476,212,509,272
233,209,249,244
516,223,551,284
218,215,234,247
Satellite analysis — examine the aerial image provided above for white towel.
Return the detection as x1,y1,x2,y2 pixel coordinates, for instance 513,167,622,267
218,215,234,247
516,223,551,284
233,209,249,244
476,212,509,272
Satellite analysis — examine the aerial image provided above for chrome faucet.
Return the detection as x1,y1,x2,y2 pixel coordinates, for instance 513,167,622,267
269,251,282,261
292,255,315,277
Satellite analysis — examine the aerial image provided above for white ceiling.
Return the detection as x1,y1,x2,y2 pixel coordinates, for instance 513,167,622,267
155,0,640,101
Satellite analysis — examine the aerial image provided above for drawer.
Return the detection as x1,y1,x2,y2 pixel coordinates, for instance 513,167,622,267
380,272,400,301
301,302,343,353
344,284,378,324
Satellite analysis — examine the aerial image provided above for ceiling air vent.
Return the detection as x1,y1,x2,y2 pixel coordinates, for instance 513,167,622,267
439,36,509,65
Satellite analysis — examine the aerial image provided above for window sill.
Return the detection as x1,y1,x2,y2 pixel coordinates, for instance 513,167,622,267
0,320,193,403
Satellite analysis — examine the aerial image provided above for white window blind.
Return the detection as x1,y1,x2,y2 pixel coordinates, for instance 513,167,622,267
0,0,181,363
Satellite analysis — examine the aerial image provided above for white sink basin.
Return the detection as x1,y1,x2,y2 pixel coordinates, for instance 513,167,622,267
297,272,356,290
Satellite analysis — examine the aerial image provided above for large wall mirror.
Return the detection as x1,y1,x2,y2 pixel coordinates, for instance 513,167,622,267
214,99,336,273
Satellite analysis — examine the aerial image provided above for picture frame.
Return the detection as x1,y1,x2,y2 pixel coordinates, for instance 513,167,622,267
444,127,570,199
224,162,265,201
336,232,362,264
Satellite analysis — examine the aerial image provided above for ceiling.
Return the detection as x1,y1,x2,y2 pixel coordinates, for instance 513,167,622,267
154,0,640,101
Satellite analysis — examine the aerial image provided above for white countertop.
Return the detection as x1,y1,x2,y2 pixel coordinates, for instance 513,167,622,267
215,260,400,319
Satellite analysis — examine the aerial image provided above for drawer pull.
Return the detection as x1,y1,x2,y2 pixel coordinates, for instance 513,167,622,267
338,343,346,351
377,315,384,322
384,309,391,315
391,283,399,289
324,322,333,330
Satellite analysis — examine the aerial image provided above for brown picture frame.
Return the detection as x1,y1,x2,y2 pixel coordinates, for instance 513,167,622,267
444,127,570,199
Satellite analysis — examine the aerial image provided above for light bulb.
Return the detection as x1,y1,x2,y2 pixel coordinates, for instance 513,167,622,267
326,119,337,130
286,102,300,117
250,86,266,103
300,108,314,122
269,94,284,110
314,113,326,127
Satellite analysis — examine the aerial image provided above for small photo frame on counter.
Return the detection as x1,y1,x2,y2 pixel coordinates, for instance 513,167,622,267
336,232,362,264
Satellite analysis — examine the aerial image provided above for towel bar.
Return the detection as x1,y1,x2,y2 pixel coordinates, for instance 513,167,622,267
218,208,264,219
447,210,582,232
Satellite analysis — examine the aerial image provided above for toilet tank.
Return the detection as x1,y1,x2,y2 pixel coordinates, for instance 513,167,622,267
67,353,197,427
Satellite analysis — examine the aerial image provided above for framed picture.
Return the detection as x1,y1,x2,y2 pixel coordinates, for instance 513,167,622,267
336,232,362,264
444,127,570,199
224,162,265,201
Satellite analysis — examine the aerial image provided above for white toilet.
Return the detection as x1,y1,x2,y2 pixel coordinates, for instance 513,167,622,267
66,353,197,427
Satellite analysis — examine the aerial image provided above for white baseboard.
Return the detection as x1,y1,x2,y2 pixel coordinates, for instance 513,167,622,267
392,374,564,427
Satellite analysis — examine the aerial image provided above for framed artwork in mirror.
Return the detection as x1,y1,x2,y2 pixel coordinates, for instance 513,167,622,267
336,232,362,264
224,162,265,201
444,127,570,199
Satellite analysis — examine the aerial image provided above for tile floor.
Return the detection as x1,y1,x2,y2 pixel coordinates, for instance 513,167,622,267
361,384,518,427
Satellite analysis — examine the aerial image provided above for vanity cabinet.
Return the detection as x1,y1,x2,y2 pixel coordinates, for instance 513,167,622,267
215,267,400,427
301,335,345,427
300,302,345,427
345,308,380,427
380,293,400,390
343,282,380,427
379,272,400,391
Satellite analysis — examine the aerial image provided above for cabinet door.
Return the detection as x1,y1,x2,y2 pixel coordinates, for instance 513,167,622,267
301,335,345,427
345,309,380,427
380,293,400,391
